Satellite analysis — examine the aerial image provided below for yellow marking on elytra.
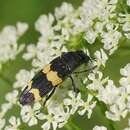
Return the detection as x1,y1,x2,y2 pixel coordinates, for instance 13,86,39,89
28,80,33,89
47,71,62,86
30,88,42,101
42,64,51,74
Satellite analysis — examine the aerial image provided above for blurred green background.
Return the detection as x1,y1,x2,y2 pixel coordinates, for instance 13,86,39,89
0,0,130,130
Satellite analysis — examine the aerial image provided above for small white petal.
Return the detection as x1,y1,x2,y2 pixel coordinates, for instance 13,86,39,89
64,99,72,105
93,125,107,130
28,117,38,126
41,121,50,130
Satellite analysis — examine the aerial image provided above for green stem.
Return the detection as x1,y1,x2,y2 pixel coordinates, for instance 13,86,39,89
0,73,12,86
64,123,73,130
69,119,83,130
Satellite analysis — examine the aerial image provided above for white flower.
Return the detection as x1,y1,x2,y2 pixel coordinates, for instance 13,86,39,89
127,0,130,6
118,13,130,39
101,23,122,54
94,22,104,33
118,85,130,111
5,90,19,106
0,22,28,69
20,102,43,126
94,49,108,67
13,69,34,89
98,80,119,105
54,2,74,20
47,100,67,116
16,22,28,36
23,31,67,70
54,2,83,36
120,63,130,86
47,101,71,128
23,43,52,69
80,0,117,31
41,113,58,130
4,116,21,130
106,102,128,121
41,104,70,130
87,71,108,91
49,40,67,58
93,125,107,130
119,85,130,100
1,90,19,113
22,44,37,60
105,64,130,121
84,28,97,44
1,103,12,114
64,91,83,114
78,94,96,118
35,14,54,38
0,118,5,130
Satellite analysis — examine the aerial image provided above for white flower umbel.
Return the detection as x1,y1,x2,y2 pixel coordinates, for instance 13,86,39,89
78,94,96,118
41,103,71,130
54,2,83,37
64,91,83,114
20,102,43,126
80,0,117,30
47,101,71,129
106,100,128,121
4,116,21,130
23,12,68,70
101,64,130,121
2,0,130,130
98,80,119,105
101,23,122,55
0,22,28,69
35,14,54,38
93,125,107,130
87,71,108,91
13,69,34,89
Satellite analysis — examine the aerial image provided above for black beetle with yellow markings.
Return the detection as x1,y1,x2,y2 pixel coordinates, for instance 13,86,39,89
19,51,91,105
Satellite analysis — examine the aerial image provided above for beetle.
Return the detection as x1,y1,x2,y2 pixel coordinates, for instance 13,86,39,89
19,51,91,105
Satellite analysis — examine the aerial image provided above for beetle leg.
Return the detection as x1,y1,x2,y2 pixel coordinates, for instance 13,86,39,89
69,75,79,94
73,66,97,74
43,87,56,105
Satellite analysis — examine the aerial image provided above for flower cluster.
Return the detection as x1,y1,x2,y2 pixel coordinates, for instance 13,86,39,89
4,116,21,130
0,22,28,69
83,63,130,122
0,0,130,130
